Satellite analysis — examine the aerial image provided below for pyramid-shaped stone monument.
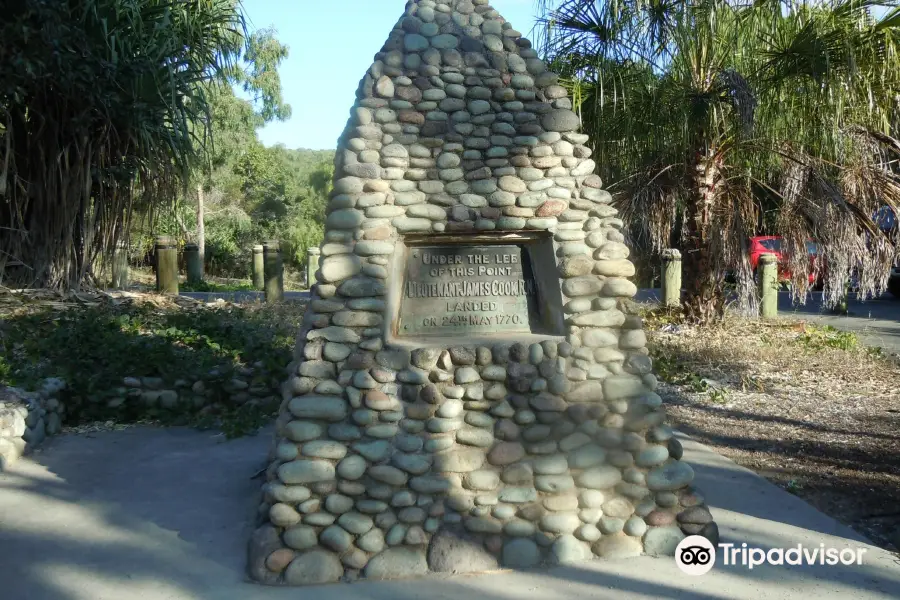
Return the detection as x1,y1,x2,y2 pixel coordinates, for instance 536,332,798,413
248,0,717,585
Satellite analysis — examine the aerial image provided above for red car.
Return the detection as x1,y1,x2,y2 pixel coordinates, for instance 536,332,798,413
749,236,820,285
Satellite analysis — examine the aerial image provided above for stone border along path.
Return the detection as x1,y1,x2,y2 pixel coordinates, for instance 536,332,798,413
1,426,898,600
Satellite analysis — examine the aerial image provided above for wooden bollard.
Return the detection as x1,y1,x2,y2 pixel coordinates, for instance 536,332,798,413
184,242,202,285
263,240,284,303
252,244,265,290
661,249,682,308
155,235,178,295
758,253,778,318
111,240,130,289
307,247,321,289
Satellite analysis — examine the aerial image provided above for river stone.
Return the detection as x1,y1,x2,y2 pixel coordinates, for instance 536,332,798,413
576,466,623,490
364,547,428,580
647,462,694,491
457,427,494,447
285,421,323,443
551,534,592,565
465,470,500,491
338,511,374,535
498,487,538,503
592,534,643,559
282,525,318,551
369,465,409,486
288,396,348,422
487,442,526,465
433,447,485,472
352,439,391,462
540,513,581,534
541,109,580,132
392,452,432,475
320,255,362,282
643,525,685,556
319,525,353,552
283,549,344,585
335,456,364,485
502,538,541,568
278,460,336,485
636,445,670,467
302,440,347,460
533,454,568,475
358,528,386,554
428,526,500,573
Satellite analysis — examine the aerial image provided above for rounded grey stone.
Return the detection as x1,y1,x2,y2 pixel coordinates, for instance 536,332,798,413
647,462,694,491
336,455,367,480
283,549,343,585
319,525,353,552
337,511,374,535
358,528,386,553
277,460,335,485
364,547,428,579
502,538,541,568
643,525,685,556
551,534,592,565
427,527,500,573
282,525,318,550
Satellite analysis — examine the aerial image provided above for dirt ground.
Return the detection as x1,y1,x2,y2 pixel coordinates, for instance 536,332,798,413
647,315,900,553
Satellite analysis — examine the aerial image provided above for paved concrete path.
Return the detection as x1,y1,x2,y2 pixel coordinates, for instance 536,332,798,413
1,426,898,600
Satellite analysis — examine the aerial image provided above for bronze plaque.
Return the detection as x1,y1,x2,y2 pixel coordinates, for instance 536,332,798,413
399,244,538,336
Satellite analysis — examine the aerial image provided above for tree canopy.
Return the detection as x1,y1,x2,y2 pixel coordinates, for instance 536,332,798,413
538,0,900,319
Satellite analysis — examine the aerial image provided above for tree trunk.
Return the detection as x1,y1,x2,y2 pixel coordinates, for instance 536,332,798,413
682,147,724,323
196,182,205,278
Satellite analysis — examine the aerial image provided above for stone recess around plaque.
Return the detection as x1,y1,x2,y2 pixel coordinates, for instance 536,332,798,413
389,233,564,340
248,0,718,587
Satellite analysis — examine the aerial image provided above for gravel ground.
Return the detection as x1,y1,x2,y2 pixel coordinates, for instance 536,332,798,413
647,316,900,553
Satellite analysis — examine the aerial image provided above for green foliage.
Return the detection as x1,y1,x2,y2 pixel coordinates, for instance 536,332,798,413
198,145,332,277
539,0,900,315
0,0,246,288
180,280,256,293
0,301,300,425
189,401,275,439
795,324,859,351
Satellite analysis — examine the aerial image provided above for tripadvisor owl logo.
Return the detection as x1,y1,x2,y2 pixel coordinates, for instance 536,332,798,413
674,536,869,575
675,535,717,576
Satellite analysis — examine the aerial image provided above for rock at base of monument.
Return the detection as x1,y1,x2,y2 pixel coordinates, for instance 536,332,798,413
364,547,429,580
284,549,344,585
698,521,720,546
642,526,686,557
550,534,593,565
247,525,284,585
502,538,542,568
592,534,643,559
427,526,500,573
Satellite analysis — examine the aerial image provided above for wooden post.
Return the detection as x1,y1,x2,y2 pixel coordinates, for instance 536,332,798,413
155,235,179,295
307,247,321,289
661,249,682,308
111,240,130,289
263,240,284,303
184,242,202,285
758,253,778,319
252,244,265,290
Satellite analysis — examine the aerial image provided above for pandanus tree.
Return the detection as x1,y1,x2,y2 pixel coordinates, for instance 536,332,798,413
537,0,900,321
0,0,246,289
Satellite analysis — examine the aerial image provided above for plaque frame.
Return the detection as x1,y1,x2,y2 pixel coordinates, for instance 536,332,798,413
383,232,565,347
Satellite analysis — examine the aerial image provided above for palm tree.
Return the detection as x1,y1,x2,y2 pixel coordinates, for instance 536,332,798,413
537,0,900,321
0,0,245,289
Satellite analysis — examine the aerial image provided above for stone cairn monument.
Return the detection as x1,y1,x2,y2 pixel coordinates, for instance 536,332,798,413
249,0,717,585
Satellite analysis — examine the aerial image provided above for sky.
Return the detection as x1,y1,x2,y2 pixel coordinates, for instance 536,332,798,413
241,0,543,150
